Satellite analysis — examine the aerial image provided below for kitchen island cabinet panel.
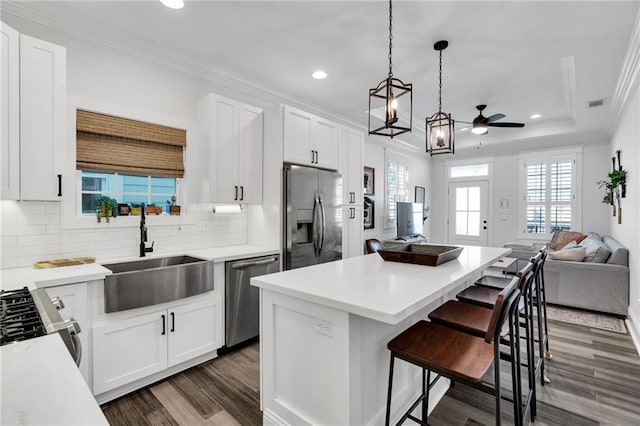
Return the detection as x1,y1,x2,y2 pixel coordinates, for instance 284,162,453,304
253,245,510,425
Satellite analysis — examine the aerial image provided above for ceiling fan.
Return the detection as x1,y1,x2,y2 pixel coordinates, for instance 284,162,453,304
459,104,525,135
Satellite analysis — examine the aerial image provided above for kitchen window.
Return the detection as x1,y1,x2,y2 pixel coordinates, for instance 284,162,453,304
75,109,186,215
385,151,410,229
79,172,176,214
519,150,581,238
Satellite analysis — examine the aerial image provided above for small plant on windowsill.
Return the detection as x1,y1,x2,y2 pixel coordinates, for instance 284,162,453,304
95,196,118,223
145,203,163,215
130,203,142,216
166,195,181,216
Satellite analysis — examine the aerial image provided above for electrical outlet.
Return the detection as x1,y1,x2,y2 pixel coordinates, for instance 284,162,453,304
315,319,333,337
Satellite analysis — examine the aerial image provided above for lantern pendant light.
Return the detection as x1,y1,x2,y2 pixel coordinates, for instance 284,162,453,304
427,40,455,156
368,0,412,138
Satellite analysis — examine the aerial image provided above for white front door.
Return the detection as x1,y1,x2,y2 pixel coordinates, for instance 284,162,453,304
448,181,489,246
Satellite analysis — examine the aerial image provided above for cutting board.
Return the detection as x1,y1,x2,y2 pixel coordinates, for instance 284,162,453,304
33,257,96,269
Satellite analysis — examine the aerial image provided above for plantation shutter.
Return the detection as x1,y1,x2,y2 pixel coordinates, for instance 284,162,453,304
76,110,186,178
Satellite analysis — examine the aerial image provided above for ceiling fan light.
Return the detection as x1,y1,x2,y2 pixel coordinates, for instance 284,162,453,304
160,0,184,9
471,123,488,135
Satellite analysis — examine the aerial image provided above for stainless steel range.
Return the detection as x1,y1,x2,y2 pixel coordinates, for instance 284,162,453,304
0,287,82,365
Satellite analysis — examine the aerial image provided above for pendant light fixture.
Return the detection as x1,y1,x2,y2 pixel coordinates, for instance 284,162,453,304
368,0,412,138
426,40,455,156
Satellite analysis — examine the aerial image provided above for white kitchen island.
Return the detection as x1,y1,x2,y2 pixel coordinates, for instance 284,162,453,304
251,245,511,425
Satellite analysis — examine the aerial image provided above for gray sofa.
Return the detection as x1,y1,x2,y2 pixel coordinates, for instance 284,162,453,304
544,234,629,317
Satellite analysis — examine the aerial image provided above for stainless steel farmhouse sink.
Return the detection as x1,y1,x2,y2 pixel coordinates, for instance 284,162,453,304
102,255,214,313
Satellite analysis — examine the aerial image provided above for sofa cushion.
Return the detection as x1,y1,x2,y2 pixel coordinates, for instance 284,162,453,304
603,236,629,266
548,246,586,261
549,230,586,250
581,236,611,263
584,231,602,241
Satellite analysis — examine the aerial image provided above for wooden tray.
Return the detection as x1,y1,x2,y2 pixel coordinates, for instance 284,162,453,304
377,244,463,266
33,257,96,269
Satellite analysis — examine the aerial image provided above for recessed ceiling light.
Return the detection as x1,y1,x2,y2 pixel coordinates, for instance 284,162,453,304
530,113,542,119
160,0,184,9
312,70,327,80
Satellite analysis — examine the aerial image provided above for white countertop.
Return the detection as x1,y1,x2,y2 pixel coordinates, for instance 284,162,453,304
0,263,112,292
251,245,510,324
188,245,279,262
0,334,108,426
0,244,279,292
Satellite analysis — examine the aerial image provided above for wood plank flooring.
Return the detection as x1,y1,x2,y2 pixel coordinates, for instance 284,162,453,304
102,319,640,426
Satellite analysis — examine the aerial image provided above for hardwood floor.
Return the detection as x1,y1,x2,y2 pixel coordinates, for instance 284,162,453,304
102,319,640,426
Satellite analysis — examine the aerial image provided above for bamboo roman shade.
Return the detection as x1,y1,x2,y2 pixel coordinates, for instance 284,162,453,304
76,110,186,178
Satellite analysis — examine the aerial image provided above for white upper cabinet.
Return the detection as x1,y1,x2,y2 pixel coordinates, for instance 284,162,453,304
0,22,19,200
338,126,364,207
198,93,263,204
19,34,66,201
338,126,364,258
1,22,66,201
283,106,338,170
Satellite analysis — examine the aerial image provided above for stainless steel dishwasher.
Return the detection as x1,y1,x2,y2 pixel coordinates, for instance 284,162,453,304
225,254,280,347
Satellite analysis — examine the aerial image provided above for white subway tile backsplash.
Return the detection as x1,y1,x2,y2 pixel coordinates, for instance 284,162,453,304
16,203,47,215
45,204,61,214
0,224,47,237
1,201,250,269
1,237,17,248
16,214,61,225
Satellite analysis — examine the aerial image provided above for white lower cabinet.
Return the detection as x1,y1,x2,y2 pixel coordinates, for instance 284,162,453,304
93,294,222,395
168,299,222,367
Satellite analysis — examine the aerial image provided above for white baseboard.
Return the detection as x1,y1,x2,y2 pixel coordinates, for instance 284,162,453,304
626,307,640,357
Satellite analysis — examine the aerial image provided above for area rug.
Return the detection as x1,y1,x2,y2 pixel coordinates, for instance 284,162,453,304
546,305,627,333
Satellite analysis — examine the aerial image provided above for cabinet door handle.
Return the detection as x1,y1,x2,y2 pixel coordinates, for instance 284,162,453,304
170,312,175,332
234,185,238,200
240,186,244,201
161,314,166,335
311,150,315,164
315,150,319,164
57,174,62,197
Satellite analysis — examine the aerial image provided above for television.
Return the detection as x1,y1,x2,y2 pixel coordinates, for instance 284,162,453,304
396,202,423,238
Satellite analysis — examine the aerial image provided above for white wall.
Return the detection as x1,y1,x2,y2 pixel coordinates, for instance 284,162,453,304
429,140,612,245
610,80,640,328
362,138,432,244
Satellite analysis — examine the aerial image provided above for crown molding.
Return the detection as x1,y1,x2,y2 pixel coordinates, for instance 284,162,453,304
1,2,368,133
610,6,640,132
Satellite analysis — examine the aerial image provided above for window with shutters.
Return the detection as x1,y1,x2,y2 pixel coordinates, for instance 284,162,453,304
519,151,581,238
75,110,185,215
385,151,410,229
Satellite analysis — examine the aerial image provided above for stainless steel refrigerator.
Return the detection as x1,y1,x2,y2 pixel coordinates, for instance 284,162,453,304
283,163,342,270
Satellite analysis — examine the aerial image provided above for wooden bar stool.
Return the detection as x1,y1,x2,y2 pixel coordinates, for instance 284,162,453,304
461,250,552,386
366,238,384,254
385,277,521,426
429,265,537,424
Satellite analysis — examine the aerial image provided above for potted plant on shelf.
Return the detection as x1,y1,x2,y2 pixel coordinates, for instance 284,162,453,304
166,195,181,215
95,196,118,223
145,203,162,215
130,203,142,216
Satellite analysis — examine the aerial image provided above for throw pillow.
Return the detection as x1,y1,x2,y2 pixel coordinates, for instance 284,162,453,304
581,236,612,263
551,232,587,250
548,247,586,261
